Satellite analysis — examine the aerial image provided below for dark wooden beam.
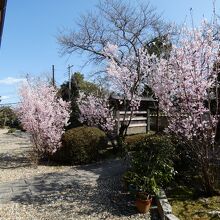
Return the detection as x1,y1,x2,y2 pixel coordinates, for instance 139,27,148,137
0,0,7,46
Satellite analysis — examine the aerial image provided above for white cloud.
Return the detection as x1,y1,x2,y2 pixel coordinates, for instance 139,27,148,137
0,77,26,85
1,95,10,100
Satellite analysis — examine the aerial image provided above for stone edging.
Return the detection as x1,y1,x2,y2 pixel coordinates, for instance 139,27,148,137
156,189,179,220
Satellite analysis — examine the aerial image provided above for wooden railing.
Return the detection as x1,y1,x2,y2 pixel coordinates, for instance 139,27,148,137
114,110,168,135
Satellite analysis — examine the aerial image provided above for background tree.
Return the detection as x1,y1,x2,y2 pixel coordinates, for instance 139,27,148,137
58,73,80,128
58,0,170,69
58,0,172,139
0,106,19,128
58,72,104,128
73,72,105,96
144,35,172,58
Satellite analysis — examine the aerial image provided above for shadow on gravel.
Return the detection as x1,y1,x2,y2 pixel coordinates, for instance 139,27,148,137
77,159,138,217
0,131,32,169
10,159,152,218
0,152,31,169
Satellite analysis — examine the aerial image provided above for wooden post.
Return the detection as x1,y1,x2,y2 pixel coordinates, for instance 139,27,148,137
116,110,120,135
156,105,159,133
147,108,150,133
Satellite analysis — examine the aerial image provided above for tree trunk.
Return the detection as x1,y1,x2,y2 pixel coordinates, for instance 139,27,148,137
215,119,220,146
201,164,218,196
215,70,220,146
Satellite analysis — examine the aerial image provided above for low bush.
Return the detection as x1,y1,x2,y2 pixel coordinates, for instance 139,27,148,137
52,126,108,164
0,107,22,129
124,132,155,151
7,128,17,133
123,135,176,195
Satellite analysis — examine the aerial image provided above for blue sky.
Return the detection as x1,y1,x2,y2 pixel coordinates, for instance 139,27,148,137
0,0,219,104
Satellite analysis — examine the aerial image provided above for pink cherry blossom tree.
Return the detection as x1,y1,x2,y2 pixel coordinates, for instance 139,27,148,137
106,43,158,137
149,20,220,195
78,43,157,140
17,81,70,160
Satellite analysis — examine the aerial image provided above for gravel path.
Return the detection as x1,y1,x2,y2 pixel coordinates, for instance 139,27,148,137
0,129,158,220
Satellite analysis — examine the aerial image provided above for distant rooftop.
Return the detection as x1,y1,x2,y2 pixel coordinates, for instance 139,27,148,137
109,93,157,102
0,0,7,46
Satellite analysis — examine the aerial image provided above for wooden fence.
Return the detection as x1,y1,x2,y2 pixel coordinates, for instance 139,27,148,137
115,110,168,135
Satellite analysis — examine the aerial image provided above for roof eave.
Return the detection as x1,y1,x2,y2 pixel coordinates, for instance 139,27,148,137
0,0,7,47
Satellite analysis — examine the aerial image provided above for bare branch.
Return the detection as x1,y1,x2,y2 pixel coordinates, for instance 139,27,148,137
57,0,170,67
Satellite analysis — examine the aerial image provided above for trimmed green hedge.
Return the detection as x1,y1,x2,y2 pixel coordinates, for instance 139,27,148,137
124,133,154,151
52,126,107,164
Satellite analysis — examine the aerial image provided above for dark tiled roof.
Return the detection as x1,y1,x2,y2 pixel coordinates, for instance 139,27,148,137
0,0,7,46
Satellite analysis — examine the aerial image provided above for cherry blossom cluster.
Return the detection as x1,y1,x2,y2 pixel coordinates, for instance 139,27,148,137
104,43,155,103
78,94,116,132
17,82,70,155
150,21,219,142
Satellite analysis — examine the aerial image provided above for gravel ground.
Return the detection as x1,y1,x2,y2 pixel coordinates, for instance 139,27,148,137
0,129,159,220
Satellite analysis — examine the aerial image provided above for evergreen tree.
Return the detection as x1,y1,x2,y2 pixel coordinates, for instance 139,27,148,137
59,72,102,128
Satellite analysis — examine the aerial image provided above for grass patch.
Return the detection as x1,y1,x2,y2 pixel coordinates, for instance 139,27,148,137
166,184,220,220
170,196,220,220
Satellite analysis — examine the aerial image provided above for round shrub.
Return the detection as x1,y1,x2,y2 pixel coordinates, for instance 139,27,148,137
124,132,154,151
52,126,107,164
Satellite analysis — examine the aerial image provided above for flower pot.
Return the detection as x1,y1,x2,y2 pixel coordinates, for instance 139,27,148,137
135,193,152,213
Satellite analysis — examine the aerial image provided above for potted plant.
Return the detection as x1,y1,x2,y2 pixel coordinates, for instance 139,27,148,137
123,135,176,213
123,171,157,213
132,174,158,213
135,192,152,213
